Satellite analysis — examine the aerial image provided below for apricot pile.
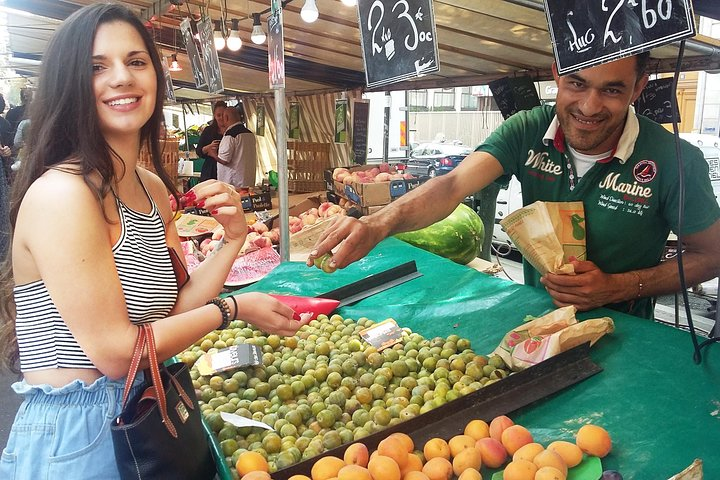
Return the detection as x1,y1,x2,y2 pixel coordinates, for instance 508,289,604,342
234,416,612,480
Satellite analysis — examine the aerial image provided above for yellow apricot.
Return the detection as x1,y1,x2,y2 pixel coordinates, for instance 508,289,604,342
448,434,476,457
547,441,583,468
576,424,612,458
464,419,490,441
512,442,545,463
423,437,451,461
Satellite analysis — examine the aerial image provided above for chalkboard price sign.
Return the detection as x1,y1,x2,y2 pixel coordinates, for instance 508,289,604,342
352,100,370,164
358,0,440,89
635,77,680,124
488,76,541,120
544,0,695,75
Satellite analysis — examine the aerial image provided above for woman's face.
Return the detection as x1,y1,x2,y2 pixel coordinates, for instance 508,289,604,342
92,21,156,146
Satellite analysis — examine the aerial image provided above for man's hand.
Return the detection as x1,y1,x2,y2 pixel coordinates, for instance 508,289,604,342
306,215,387,270
540,258,632,311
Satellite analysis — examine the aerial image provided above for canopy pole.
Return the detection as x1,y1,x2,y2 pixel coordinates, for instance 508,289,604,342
275,87,289,262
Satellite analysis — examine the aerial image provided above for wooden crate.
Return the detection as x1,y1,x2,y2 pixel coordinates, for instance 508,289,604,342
139,137,179,183
287,142,330,193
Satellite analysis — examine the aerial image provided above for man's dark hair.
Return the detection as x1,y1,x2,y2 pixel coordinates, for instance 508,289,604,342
213,101,227,112
636,52,651,79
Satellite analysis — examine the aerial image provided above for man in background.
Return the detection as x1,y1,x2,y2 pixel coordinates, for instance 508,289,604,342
195,101,226,182
217,106,257,189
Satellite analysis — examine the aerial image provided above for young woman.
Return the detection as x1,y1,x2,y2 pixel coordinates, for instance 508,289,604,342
0,4,300,478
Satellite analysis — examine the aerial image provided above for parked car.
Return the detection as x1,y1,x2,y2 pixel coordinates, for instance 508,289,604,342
492,177,522,252
404,142,473,178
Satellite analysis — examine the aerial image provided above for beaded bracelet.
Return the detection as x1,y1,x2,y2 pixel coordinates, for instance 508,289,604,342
206,297,231,330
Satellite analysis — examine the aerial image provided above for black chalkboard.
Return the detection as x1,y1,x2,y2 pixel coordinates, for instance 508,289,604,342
352,101,370,164
544,0,695,75
180,18,207,89
358,0,440,89
198,17,224,94
488,76,541,120
635,77,680,124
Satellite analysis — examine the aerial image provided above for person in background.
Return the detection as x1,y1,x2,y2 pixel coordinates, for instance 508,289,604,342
217,106,257,189
11,118,30,169
0,95,13,148
308,54,720,320
195,100,226,182
5,88,32,139
0,4,303,478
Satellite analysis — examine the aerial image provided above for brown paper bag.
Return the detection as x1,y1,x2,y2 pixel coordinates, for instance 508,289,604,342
499,201,586,275
492,306,614,371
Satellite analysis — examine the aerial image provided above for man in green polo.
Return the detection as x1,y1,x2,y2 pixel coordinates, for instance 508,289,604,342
308,54,720,319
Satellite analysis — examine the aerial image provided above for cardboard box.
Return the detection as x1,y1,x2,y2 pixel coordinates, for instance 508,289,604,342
324,165,426,207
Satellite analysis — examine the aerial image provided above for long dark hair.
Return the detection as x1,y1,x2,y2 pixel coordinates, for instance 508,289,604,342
0,2,177,371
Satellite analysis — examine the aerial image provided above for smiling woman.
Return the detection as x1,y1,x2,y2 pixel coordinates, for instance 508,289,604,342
0,3,302,479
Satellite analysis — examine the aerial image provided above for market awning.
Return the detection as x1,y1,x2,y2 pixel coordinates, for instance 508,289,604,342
4,0,720,99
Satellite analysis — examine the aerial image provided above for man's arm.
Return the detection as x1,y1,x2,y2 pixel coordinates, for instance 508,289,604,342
541,219,720,311
308,151,505,269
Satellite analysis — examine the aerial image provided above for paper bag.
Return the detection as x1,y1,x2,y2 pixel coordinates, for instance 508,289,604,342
499,201,586,275
492,306,614,371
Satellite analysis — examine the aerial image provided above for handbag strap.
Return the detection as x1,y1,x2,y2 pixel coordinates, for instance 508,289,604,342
120,325,147,409
163,363,195,411
144,324,178,438
118,324,178,438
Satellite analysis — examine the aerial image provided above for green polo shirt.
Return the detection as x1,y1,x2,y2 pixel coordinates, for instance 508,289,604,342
479,105,720,319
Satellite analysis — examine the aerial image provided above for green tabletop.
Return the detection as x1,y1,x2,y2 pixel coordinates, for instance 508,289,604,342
243,238,720,478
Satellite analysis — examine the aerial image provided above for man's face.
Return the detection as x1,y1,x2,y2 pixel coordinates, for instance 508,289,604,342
553,57,648,154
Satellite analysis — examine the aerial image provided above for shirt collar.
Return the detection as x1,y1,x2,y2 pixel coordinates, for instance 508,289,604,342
542,105,640,164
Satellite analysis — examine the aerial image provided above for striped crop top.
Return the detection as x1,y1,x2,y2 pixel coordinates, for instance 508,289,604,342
14,178,179,371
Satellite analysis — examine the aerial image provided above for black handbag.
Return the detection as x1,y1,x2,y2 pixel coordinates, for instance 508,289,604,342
111,324,216,480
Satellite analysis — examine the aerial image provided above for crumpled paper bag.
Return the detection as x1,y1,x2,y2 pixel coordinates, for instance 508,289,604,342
499,201,587,275
492,306,614,371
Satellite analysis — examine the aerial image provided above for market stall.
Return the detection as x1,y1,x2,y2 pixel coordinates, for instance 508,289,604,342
230,238,720,479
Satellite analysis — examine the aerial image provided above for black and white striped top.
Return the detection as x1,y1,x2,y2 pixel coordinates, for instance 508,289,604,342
14,180,178,371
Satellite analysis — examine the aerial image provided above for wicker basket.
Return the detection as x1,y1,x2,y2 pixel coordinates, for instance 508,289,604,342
287,142,330,193
139,137,179,183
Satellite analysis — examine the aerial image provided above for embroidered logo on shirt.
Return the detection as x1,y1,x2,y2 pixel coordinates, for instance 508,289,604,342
525,149,562,178
633,160,657,184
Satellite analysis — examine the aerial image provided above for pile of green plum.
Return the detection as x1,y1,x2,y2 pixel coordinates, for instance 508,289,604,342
179,314,511,476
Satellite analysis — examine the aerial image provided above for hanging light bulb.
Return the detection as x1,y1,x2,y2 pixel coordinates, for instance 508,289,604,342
168,53,182,72
250,13,266,45
226,19,242,51
300,0,319,23
213,20,226,50
341,0,357,5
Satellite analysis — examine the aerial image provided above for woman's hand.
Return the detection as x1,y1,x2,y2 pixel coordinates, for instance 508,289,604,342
188,180,247,241
232,292,310,336
0,145,11,158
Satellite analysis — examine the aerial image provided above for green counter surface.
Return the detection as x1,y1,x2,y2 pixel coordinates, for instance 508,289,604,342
242,238,720,479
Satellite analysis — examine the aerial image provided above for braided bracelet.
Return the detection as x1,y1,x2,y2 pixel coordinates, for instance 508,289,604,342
206,297,231,330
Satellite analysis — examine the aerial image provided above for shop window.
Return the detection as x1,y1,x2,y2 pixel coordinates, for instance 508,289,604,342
408,90,429,112
433,89,455,111
460,87,479,111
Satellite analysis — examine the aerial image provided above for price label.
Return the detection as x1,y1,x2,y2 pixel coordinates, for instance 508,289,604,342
359,318,404,351
358,0,440,88
268,11,286,89
544,0,695,75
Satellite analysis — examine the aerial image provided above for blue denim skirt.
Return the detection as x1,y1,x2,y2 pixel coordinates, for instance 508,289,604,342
0,373,144,480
